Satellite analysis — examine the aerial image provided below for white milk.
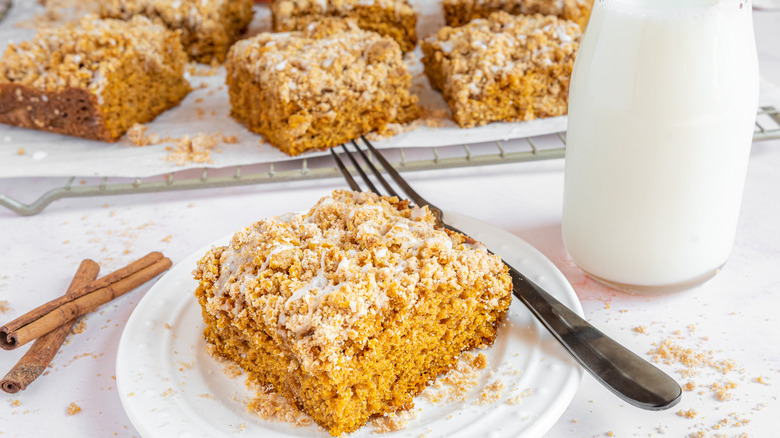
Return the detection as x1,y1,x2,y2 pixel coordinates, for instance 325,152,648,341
562,0,759,291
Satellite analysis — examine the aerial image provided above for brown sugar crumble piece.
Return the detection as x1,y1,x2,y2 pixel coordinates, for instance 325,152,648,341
270,0,417,51
0,300,10,314
677,408,697,419
474,379,504,405
371,409,418,433
247,385,313,427
421,12,581,128
194,190,512,435
99,0,254,63
0,16,191,142
66,402,82,415
442,0,593,29
71,319,87,334
225,19,419,156
633,325,648,334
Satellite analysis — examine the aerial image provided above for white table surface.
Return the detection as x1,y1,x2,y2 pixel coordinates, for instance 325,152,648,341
1,9,779,438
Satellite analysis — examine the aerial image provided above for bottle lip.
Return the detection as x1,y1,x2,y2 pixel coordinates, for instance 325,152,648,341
597,0,749,15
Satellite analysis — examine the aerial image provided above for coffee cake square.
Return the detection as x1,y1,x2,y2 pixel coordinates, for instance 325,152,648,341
443,0,593,29
0,15,190,142
225,19,418,156
271,0,417,52
100,0,254,63
422,11,581,128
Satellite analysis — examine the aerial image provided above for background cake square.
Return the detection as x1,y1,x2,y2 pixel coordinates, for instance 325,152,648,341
100,0,254,63
270,0,417,52
443,0,593,29
421,11,581,128
0,15,191,142
225,19,418,156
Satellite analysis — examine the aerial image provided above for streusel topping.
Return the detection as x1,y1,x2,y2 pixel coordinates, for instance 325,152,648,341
228,19,409,111
195,190,508,373
425,11,581,102
0,15,176,94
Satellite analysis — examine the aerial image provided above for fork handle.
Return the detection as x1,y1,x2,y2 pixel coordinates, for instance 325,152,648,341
506,265,682,410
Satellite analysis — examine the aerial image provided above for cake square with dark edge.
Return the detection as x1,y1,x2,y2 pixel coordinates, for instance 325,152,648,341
194,190,513,435
0,15,191,142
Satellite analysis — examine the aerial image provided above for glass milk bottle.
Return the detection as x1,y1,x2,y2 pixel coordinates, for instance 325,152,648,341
562,0,759,293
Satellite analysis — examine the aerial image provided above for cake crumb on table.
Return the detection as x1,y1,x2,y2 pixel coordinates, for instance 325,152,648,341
66,402,81,415
474,379,504,405
677,408,697,419
0,300,10,314
71,319,87,334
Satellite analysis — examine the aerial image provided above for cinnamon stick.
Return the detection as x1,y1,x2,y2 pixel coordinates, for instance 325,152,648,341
0,252,163,340
1,259,100,394
0,252,172,350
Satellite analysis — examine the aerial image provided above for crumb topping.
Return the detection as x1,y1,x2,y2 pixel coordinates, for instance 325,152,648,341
227,19,409,111
194,190,507,373
424,11,581,101
0,15,178,96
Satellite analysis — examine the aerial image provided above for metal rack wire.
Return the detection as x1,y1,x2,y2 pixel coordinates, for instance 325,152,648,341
2,106,779,216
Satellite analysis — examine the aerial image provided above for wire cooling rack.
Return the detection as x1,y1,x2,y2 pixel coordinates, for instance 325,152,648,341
1,106,779,216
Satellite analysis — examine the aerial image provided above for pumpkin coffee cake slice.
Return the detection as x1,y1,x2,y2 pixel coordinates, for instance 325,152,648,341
194,190,512,435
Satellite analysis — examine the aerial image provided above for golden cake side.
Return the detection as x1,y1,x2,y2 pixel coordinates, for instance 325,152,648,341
194,190,512,435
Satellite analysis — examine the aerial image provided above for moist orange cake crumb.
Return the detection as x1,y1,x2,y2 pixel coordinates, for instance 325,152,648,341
442,0,593,29
193,190,512,435
0,15,190,142
421,12,581,128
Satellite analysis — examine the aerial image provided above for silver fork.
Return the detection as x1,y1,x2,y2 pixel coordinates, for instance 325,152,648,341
331,136,682,411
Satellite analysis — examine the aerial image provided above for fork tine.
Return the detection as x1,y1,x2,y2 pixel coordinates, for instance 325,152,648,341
359,136,433,208
330,148,361,192
339,144,379,193
349,139,399,198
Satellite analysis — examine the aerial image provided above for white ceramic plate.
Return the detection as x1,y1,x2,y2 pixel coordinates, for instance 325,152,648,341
116,212,583,438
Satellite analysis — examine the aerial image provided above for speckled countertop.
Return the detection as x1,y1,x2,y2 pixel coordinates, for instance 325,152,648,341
0,8,778,438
